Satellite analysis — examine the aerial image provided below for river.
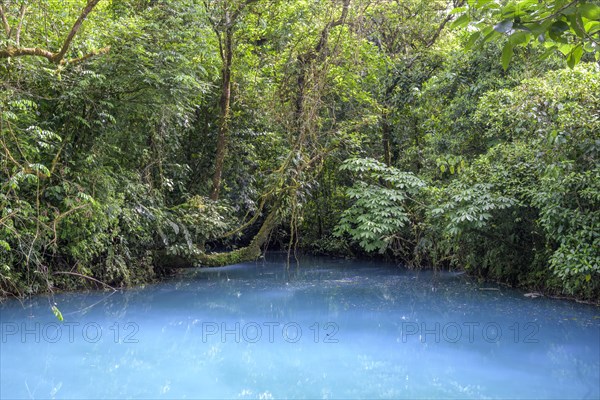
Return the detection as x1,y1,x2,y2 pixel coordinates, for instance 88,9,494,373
1,255,598,399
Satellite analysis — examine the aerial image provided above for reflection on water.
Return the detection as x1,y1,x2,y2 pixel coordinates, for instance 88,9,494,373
1,254,599,399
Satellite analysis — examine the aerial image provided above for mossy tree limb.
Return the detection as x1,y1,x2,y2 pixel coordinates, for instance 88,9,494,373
196,205,279,267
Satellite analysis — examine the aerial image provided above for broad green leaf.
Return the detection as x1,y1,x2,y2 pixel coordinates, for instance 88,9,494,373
475,0,495,7
0,240,10,251
500,4,516,19
501,42,514,70
526,22,545,36
585,21,600,35
509,31,531,46
559,43,575,55
451,14,471,29
483,27,501,43
465,31,481,50
567,13,586,38
580,3,600,20
549,20,570,41
567,45,584,68
584,41,597,52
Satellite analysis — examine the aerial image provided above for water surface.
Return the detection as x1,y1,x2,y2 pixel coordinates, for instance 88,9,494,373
1,255,599,399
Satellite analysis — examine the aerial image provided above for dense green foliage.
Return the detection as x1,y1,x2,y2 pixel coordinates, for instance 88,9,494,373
1,0,598,301
455,0,600,69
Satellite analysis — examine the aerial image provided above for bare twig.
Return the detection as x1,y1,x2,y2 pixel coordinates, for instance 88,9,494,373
53,271,118,291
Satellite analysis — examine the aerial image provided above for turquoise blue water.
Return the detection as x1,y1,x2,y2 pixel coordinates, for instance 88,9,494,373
1,255,599,399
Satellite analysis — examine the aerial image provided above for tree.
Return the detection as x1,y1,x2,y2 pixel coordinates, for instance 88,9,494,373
197,0,356,265
354,1,466,167
204,0,259,201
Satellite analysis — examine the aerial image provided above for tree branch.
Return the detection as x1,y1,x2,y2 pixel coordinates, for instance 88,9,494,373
0,44,110,64
0,45,55,60
52,0,102,63
0,0,105,64
230,0,259,24
14,2,26,46
315,0,351,54
52,271,117,291
61,45,110,65
0,5,10,37
426,0,465,48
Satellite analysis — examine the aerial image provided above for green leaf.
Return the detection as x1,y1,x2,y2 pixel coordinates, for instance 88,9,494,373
567,13,586,38
465,31,482,50
567,45,584,68
527,22,545,36
51,305,64,322
482,27,501,43
501,43,514,70
451,14,471,29
509,31,531,46
0,240,10,251
580,3,600,20
475,0,495,7
584,21,600,35
584,41,597,52
558,43,574,55
549,20,570,41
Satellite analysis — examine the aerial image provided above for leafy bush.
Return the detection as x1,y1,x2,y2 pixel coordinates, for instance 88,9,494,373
334,158,425,253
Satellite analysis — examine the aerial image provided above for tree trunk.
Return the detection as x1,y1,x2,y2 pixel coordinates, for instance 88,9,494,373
382,111,393,166
210,25,233,201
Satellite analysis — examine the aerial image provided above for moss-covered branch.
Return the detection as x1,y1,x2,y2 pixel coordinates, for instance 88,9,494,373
196,205,279,267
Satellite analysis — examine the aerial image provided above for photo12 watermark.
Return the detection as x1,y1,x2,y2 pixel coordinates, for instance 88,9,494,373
1,320,542,345
1,322,139,344
199,321,339,344
400,321,540,344
0,321,340,344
